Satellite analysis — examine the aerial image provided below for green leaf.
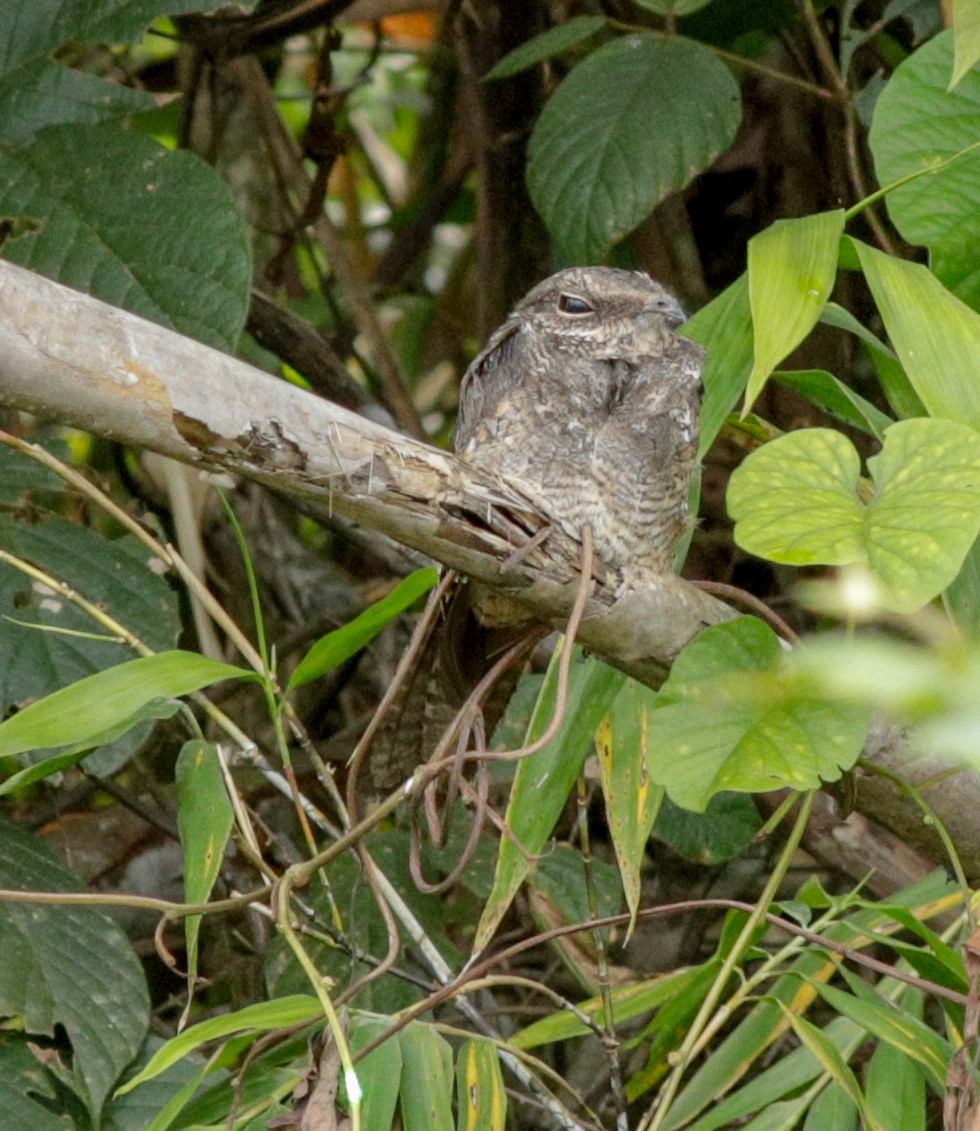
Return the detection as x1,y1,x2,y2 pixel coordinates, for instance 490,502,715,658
635,0,715,12
597,680,664,928
644,618,870,811
176,741,235,989
728,419,980,612
398,1023,454,1131
455,1039,506,1131
0,698,182,796
805,1082,858,1131
349,1014,403,1131
852,240,980,428
0,816,149,1121
287,567,438,693
117,996,323,1094
484,17,607,80
683,273,753,455
865,1024,925,1131
0,651,254,758
0,515,182,771
771,370,893,441
0,1037,75,1131
869,30,980,307
0,124,252,351
952,0,980,89
744,211,845,411
653,792,760,865
527,34,740,262
473,648,626,953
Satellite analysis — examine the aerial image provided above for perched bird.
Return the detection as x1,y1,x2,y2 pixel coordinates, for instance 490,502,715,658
366,267,705,792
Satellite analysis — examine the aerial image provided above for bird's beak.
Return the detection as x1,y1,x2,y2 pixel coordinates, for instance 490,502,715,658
658,298,687,329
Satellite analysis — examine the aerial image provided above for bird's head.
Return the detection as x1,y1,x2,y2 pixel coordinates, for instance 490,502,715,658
512,267,687,359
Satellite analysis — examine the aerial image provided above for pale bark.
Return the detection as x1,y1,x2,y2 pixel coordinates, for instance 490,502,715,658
0,260,977,876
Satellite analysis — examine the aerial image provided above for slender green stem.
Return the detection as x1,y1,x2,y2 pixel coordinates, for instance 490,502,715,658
844,140,980,221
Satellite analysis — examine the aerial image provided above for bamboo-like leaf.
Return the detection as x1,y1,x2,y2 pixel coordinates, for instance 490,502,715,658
455,1039,506,1131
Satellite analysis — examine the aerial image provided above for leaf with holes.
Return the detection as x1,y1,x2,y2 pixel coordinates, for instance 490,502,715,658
527,34,740,262
728,419,980,612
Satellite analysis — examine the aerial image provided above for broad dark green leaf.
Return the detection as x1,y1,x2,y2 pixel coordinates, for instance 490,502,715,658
0,1037,74,1131
869,30,980,308
0,651,254,758
287,567,438,693
0,816,149,1121
653,792,760,865
728,420,980,612
644,618,869,811
528,34,740,262
484,17,606,80
0,124,252,351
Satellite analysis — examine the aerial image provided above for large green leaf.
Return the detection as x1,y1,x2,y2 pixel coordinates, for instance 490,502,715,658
728,420,980,612
869,30,980,308
644,618,870,811
349,1015,403,1131
952,0,980,88
0,651,254,758
0,816,149,1121
745,211,845,410
527,34,741,262
771,369,893,441
852,240,980,428
0,124,252,351
472,648,626,954
484,17,607,80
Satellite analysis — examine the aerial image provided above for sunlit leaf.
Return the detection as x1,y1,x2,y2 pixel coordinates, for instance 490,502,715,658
728,420,980,612
0,652,255,758
744,210,845,411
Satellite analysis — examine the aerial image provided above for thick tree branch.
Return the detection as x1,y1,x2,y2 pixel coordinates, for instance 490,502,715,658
2,261,979,877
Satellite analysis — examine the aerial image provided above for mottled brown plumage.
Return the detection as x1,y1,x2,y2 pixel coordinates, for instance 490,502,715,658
457,266,703,587
366,267,705,792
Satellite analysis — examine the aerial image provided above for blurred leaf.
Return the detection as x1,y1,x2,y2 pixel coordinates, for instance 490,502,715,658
176,741,234,989
653,791,761,865
473,648,625,953
946,538,980,632
287,567,438,693
484,17,606,80
455,1039,506,1131
644,618,869,811
728,420,980,612
597,679,664,927
0,816,149,1121
528,34,740,261
0,439,64,503
398,1023,454,1131
853,241,980,427
0,652,254,758
869,30,980,307
744,211,845,411
771,370,893,440
951,0,980,89
349,1014,402,1131
635,0,715,12
0,124,252,351
117,996,322,1094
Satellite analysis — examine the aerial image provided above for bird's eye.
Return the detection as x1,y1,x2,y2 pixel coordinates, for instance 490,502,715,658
558,293,594,315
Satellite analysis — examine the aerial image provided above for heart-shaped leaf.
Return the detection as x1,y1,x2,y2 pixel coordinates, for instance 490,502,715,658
644,618,870,812
728,419,980,612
